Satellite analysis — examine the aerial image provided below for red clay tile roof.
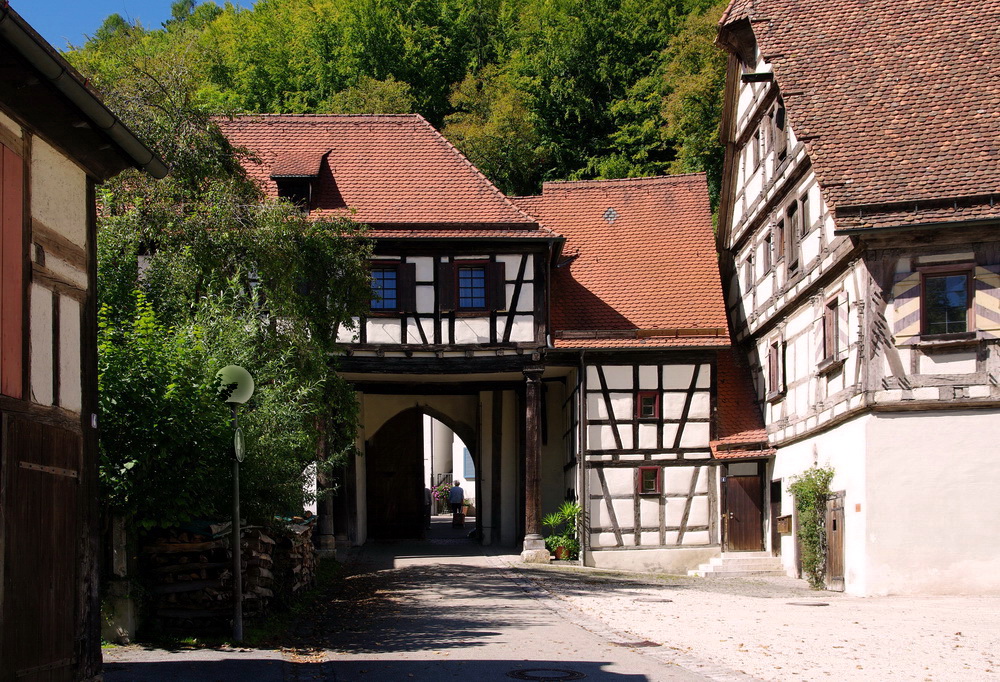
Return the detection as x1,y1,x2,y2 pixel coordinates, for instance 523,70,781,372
711,349,773,459
512,175,729,348
271,149,328,177
719,0,1000,231
216,114,545,233
551,336,731,349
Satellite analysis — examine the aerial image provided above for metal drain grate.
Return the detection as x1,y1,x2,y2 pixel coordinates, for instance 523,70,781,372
611,640,661,648
506,668,587,680
787,601,830,606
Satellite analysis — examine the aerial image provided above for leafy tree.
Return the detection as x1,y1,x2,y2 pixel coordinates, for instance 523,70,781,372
661,1,729,205
76,20,372,531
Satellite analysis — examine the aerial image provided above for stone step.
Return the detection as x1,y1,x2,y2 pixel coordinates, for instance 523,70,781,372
687,569,788,578
707,557,784,570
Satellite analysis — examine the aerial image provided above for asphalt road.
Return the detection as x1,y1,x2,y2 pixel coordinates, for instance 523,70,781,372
103,517,710,682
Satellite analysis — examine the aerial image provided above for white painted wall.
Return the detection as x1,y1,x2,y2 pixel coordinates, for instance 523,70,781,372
865,411,1000,595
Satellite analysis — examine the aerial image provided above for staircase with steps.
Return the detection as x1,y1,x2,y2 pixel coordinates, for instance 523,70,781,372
688,551,787,578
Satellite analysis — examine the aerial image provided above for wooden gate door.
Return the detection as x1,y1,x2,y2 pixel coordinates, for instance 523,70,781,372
1,415,81,682
366,410,425,539
725,473,764,551
825,492,845,592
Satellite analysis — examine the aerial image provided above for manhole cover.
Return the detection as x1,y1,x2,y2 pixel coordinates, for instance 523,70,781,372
611,640,661,648
787,601,830,606
506,669,587,681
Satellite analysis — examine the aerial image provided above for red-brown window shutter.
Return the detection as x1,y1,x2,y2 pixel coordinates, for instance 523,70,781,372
488,261,506,312
437,261,456,311
398,262,416,313
1,144,24,399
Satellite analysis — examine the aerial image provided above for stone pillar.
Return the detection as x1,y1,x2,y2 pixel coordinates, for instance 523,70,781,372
521,367,549,563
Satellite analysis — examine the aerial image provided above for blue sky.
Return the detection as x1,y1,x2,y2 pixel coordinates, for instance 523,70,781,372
13,0,252,51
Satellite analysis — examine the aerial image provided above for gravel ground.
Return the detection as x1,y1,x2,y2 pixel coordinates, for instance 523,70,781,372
504,559,1000,681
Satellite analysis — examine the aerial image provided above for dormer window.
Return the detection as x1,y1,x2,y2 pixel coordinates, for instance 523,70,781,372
276,179,311,212
270,149,329,215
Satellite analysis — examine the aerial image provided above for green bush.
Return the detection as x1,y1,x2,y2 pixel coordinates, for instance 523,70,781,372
788,466,835,589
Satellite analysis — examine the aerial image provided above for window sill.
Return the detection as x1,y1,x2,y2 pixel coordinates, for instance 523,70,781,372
766,389,785,404
817,356,845,376
912,334,977,350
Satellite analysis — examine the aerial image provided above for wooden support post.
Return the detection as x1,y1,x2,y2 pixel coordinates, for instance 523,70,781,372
521,367,549,562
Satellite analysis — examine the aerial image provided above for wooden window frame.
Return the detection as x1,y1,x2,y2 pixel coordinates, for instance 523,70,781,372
785,202,800,273
766,338,785,402
368,260,415,316
438,260,506,314
919,264,975,338
752,129,762,170
774,219,786,263
636,390,660,420
743,256,754,289
637,466,661,495
823,296,838,362
762,232,773,272
455,260,490,311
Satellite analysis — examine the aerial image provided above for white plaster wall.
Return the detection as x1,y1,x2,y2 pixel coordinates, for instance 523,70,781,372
58,295,81,412
663,364,695,389
771,414,870,593
411,256,434,282
31,138,87,247
586,547,719,573
509,316,535,342
415,286,434,314
29,283,53,406
918,352,976,375
366,319,401,344
336,319,360,343
865,411,1000,595
454,317,490,344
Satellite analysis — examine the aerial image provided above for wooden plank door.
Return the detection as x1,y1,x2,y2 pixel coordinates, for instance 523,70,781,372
825,492,845,592
725,474,764,551
1,415,81,682
365,410,425,539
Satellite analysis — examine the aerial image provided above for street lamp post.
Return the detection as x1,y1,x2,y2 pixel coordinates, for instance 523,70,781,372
216,365,254,643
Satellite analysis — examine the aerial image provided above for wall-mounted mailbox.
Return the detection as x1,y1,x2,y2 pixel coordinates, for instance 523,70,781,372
776,515,792,535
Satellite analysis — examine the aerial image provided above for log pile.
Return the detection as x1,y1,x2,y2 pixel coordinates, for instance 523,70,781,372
142,524,275,631
270,515,318,608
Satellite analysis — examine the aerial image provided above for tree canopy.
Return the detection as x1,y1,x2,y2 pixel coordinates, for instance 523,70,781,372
70,0,729,201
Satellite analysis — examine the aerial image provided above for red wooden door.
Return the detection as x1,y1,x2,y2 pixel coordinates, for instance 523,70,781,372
1,415,81,681
725,474,764,551
366,410,425,539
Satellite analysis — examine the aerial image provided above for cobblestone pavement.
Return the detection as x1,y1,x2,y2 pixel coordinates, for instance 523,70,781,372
104,519,1000,681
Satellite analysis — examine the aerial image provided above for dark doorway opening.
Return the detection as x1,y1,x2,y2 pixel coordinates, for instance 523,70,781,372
366,410,425,539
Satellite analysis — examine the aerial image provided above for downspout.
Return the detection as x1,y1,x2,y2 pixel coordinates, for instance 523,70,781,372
0,6,167,178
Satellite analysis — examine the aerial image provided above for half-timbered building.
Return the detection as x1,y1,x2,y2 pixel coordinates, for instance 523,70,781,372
0,7,166,681
716,0,1000,595
219,115,766,571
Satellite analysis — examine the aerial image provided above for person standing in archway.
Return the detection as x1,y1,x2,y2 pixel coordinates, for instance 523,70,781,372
449,480,465,514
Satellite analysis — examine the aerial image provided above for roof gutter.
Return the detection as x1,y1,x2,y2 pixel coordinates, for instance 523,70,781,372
0,5,167,178
834,217,1000,237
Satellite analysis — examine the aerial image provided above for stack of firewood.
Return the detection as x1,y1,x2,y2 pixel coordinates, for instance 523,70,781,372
270,515,318,607
142,523,276,630
240,528,275,617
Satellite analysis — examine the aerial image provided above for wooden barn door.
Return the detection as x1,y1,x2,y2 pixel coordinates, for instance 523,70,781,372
724,465,764,551
1,415,81,682
366,410,425,539
825,492,845,592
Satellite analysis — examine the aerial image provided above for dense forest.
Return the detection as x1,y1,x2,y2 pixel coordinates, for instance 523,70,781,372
69,0,728,201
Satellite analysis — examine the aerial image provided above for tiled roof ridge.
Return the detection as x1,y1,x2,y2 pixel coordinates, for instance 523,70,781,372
719,0,756,27
410,116,543,228
540,173,706,193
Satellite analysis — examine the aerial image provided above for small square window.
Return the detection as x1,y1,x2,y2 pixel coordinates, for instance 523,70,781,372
636,391,659,419
371,267,398,310
923,272,970,335
458,265,487,309
638,467,661,495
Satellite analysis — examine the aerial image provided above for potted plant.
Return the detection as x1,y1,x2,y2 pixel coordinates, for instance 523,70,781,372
542,500,582,560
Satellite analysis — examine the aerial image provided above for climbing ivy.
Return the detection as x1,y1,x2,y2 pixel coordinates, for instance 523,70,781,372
788,466,835,589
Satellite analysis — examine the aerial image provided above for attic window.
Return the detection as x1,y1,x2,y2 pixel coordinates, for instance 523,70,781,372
603,207,618,224
276,179,311,212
